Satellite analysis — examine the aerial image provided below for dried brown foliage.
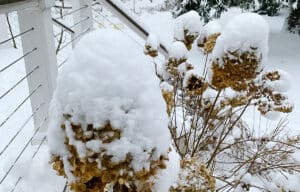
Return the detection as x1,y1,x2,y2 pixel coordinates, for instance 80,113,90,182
51,118,168,192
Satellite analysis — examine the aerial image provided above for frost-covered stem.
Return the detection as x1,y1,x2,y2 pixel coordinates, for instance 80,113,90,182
190,95,203,154
169,80,185,158
206,100,251,167
202,53,209,76
189,94,202,151
191,89,222,157
215,176,235,191
179,81,189,153
152,58,163,81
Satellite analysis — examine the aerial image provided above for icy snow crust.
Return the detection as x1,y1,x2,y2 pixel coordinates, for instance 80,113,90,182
212,13,269,65
48,29,173,181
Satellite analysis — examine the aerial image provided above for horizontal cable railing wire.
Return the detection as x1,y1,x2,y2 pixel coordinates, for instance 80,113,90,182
92,7,154,58
10,140,66,192
92,8,143,48
0,27,34,46
8,135,47,192
31,136,47,158
52,18,75,36
0,116,47,185
0,48,37,73
57,27,90,53
92,6,167,64
0,102,45,157
0,83,42,128
53,16,90,37
0,64,39,100
9,134,46,192
58,57,68,68
9,177,22,192
53,4,88,20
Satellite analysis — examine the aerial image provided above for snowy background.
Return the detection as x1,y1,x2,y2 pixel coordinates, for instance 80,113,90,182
0,0,299,191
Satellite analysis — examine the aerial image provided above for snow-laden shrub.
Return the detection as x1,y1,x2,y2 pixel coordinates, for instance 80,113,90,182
48,29,179,192
145,11,299,192
197,20,221,54
144,33,160,57
210,13,269,91
174,10,201,50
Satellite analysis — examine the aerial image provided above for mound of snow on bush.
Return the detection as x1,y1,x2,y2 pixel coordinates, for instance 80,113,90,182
48,28,179,191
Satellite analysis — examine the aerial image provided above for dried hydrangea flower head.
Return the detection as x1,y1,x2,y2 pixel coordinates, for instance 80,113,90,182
221,88,248,108
164,42,189,82
183,70,208,96
48,29,178,192
252,69,293,118
144,33,159,58
210,13,269,91
174,11,201,50
160,82,174,117
170,157,216,192
197,20,222,54
211,48,262,91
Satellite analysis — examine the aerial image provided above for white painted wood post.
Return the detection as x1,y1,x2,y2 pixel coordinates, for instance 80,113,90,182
17,0,58,132
0,14,10,49
71,0,93,38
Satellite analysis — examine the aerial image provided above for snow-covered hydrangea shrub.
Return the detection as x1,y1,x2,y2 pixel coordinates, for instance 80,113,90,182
197,20,222,54
144,33,159,57
163,41,190,84
174,11,201,50
183,70,208,96
48,29,179,192
210,13,293,118
145,11,297,192
211,13,269,91
170,157,215,192
160,82,174,117
252,69,293,118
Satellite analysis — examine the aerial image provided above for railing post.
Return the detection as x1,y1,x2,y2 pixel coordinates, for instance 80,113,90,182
0,14,9,48
17,0,58,132
71,0,93,36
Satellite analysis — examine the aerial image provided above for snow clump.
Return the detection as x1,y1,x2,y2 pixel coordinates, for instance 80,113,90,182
212,13,269,65
174,10,201,41
48,28,178,192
